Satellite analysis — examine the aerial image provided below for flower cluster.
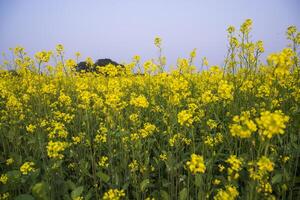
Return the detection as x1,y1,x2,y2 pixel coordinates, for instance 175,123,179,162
230,111,257,138
226,155,243,180
98,156,109,168
186,154,206,174
177,110,193,127
20,162,35,175
102,189,125,200
130,95,149,108
46,140,69,159
0,174,8,184
255,110,289,139
214,185,239,200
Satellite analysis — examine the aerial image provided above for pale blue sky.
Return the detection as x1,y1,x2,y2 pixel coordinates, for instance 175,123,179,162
0,0,299,67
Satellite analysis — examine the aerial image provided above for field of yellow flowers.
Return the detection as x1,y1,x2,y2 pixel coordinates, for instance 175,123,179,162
0,20,300,200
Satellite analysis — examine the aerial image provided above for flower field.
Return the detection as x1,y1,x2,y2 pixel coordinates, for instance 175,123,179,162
0,20,300,200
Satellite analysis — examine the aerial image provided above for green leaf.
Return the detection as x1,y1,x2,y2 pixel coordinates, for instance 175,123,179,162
84,189,93,200
160,190,170,200
65,180,76,191
6,170,21,188
96,171,110,183
15,194,35,200
272,174,282,184
140,179,150,192
32,182,50,200
195,173,202,187
179,187,188,200
30,168,41,180
71,186,84,199
6,170,21,181
294,176,300,183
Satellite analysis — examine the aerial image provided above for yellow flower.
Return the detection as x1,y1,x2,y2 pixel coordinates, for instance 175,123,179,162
226,155,243,172
286,25,297,38
102,189,125,200
75,52,81,57
34,51,52,63
133,55,140,62
201,90,218,104
202,57,209,66
13,46,25,55
257,181,273,194
256,40,264,53
65,59,76,68
190,48,197,59
159,153,167,161
218,80,233,101
226,155,243,180
26,124,36,134
204,136,214,147
6,158,14,166
214,185,239,200
48,122,69,139
218,164,225,172
72,136,81,145
186,154,206,174
267,48,295,77
139,123,157,138
207,119,218,129
46,140,69,159
240,18,252,34
0,192,9,200
98,156,109,168
130,132,140,141
169,133,191,147
129,160,139,172
130,95,149,108
85,57,94,67
257,156,274,172
213,179,221,185
129,113,139,123
178,110,193,127
154,37,162,47
143,60,157,73
256,110,289,139
282,156,290,163
229,37,239,47
20,161,35,175
0,174,8,184
229,111,257,138
227,26,235,34
240,80,254,92
56,44,64,54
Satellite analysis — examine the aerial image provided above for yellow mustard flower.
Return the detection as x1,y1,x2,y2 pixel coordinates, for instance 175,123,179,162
214,185,239,200
6,158,14,166
128,160,139,172
98,156,109,168
186,154,206,174
20,161,35,175
46,140,69,159
102,189,125,200
130,95,149,108
178,110,193,127
0,174,8,184
229,111,257,138
257,156,274,172
26,124,36,134
255,110,289,139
